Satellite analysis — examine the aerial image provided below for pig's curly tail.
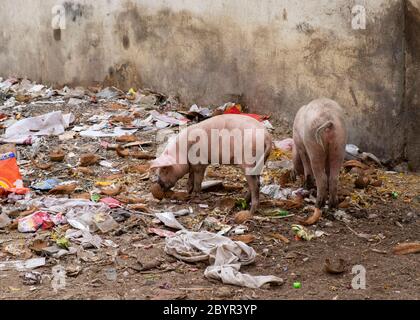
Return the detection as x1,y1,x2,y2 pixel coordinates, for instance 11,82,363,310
315,121,334,151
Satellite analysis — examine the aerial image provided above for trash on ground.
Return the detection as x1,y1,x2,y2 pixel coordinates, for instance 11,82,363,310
1,111,74,144
155,211,185,230
298,207,322,226
165,230,283,288
291,224,314,241
0,257,46,271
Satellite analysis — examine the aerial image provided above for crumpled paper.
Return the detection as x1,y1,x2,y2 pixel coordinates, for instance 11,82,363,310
1,111,74,144
165,230,283,288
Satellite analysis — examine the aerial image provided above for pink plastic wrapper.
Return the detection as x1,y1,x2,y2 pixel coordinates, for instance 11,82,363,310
274,138,294,152
100,197,122,208
18,212,67,233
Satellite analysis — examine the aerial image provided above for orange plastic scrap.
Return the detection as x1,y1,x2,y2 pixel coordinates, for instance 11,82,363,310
0,152,28,195
223,104,270,122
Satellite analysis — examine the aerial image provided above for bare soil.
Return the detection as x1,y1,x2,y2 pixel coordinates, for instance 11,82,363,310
0,99,419,300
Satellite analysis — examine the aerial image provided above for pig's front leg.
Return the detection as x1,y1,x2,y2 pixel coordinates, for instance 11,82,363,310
327,149,344,209
292,144,304,181
245,175,260,214
187,170,194,194
191,165,206,195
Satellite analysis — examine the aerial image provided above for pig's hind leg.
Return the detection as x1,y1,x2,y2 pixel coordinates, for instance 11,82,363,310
245,174,260,214
292,144,304,181
298,147,315,189
308,148,328,209
187,170,194,194
327,144,344,209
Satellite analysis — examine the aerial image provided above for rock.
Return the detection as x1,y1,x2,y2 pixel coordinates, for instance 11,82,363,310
393,162,409,173
402,212,417,224
324,221,333,227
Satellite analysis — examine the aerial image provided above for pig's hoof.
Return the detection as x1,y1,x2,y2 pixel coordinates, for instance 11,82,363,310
328,197,339,209
190,191,200,198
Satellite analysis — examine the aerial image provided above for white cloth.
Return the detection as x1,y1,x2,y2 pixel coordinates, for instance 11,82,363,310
165,230,283,288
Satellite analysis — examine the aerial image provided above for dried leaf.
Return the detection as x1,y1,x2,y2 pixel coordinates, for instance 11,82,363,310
355,174,370,189
116,195,145,204
217,198,236,211
49,184,77,195
344,160,369,170
116,135,138,143
49,149,65,162
124,164,150,174
268,233,290,244
232,234,256,244
130,151,155,160
169,191,190,201
392,242,420,255
79,153,99,166
72,193,91,200
148,228,176,238
128,203,150,213
74,167,95,175
32,160,52,170
109,115,134,125
298,207,322,226
116,146,129,157
234,211,253,224
29,239,48,253
101,185,123,197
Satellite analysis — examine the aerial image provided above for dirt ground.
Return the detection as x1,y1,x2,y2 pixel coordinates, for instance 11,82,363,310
0,85,419,300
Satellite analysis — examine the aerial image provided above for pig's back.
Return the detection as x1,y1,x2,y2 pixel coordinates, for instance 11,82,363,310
207,114,265,130
305,98,344,123
298,98,345,135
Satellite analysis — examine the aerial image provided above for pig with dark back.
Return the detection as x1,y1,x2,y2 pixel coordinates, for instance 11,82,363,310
150,114,272,214
293,98,347,209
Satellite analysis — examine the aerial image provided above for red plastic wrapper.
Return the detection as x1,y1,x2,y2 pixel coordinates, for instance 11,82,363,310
223,104,269,122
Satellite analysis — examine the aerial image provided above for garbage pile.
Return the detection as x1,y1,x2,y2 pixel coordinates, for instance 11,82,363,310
1,77,419,295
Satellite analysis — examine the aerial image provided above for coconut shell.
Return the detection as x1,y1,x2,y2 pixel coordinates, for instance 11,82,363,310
151,183,165,200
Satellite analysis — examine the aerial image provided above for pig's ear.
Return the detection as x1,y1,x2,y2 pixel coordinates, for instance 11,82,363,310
149,154,177,168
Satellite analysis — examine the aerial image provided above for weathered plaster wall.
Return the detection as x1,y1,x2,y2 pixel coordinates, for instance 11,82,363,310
406,0,420,170
0,0,417,168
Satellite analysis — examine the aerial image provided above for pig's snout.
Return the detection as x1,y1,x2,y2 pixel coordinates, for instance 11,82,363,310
157,177,172,192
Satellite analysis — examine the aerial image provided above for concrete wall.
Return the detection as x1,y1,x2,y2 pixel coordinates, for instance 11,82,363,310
0,0,417,168
406,0,420,171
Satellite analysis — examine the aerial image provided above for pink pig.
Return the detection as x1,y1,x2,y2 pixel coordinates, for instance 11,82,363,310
293,98,347,209
150,114,272,214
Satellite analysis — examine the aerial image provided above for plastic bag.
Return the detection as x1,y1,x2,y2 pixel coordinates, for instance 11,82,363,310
0,152,24,192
